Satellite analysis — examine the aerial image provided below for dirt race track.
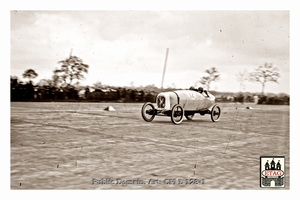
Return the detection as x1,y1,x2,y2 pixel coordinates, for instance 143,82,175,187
11,102,290,190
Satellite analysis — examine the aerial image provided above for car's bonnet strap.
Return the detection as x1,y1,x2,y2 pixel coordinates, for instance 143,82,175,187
173,91,180,104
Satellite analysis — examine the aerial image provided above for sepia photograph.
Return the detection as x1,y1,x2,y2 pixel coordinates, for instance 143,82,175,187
3,0,299,198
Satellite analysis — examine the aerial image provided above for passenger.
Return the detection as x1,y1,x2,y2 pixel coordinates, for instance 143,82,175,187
189,86,197,91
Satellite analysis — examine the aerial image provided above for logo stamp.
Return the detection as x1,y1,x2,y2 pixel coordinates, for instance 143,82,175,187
260,156,285,188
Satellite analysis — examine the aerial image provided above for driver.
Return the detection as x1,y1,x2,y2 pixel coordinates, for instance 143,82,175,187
198,87,210,97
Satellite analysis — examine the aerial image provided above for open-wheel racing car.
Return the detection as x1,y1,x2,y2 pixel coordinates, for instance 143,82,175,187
141,89,221,125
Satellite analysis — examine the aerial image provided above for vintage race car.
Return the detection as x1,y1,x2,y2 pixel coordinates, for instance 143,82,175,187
141,89,221,124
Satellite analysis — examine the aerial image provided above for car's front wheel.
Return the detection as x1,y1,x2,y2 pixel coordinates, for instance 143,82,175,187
141,102,155,122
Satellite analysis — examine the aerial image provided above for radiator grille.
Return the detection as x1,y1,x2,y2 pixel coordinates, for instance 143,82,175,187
157,96,165,108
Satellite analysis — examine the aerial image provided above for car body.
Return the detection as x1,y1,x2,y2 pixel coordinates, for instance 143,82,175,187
141,89,221,124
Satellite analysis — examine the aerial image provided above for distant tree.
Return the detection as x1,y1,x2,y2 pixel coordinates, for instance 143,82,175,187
93,81,102,89
11,75,18,80
248,63,280,95
10,75,19,88
129,81,135,88
236,69,248,92
199,67,220,90
37,79,53,87
22,69,38,83
73,81,82,89
170,83,177,88
54,55,89,86
144,84,160,93
51,74,60,87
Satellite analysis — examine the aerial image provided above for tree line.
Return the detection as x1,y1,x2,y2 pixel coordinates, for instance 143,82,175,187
12,53,287,104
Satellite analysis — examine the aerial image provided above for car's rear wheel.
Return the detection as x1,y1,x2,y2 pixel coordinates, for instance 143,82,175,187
141,102,155,122
210,104,221,122
171,104,184,125
185,114,194,120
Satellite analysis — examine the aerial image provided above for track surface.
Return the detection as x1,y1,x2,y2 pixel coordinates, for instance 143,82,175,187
11,102,290,189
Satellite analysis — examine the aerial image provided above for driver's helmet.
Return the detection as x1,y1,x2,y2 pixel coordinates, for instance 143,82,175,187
198,87,204,93
189,86,196,90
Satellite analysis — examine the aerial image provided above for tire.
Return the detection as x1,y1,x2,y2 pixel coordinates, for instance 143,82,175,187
210,104,221,122
185,114,194,120
171,104,184,125
141,102,155,122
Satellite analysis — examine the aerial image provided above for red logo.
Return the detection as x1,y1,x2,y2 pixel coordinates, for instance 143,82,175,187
262,170,284,177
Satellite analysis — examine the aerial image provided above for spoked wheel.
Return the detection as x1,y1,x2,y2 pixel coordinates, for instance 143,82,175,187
210,104,221,122
171,104,184,125
185,113,194,120
141,102,155,122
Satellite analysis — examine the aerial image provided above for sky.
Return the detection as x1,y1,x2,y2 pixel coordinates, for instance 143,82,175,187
10,9,290,94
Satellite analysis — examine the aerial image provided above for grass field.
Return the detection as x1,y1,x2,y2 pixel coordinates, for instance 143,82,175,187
10,102,290,189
